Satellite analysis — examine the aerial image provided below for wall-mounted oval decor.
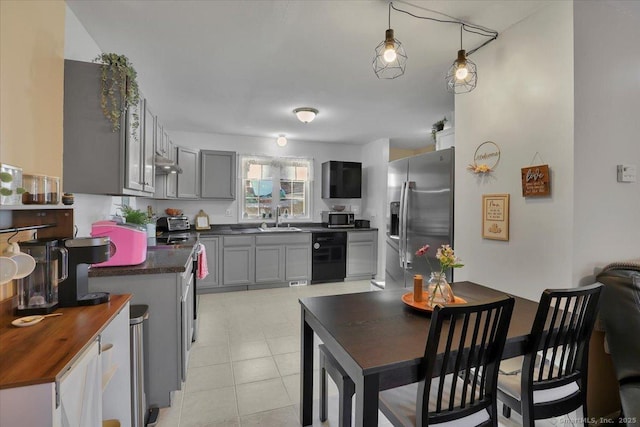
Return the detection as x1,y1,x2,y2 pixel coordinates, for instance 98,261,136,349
468,141,500,174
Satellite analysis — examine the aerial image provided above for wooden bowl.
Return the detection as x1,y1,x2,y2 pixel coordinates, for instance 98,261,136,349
165,208,183,216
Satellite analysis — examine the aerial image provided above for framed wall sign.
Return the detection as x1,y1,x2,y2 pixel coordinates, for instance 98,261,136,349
482,194,510,241
521,164,550,197
195,209,211,230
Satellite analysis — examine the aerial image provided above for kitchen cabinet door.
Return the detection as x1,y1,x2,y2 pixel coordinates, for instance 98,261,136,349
285,244,311,281
166,142,178,198
177,146,199,199
198,237,220,290
255,245,285,284
346,231,378,279
200,150,236,199
222,236,254,286
125,95,144,191
142,100,156,193
59,340,102,427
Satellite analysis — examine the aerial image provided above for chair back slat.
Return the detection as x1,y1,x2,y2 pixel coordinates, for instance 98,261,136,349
525,284,602,393
417,296,514,425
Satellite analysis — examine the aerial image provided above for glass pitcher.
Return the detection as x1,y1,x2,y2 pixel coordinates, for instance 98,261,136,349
16,239,68,314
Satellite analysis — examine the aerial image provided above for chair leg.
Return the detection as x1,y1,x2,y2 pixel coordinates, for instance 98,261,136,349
320,356,328,422
338,378,355,427
502,403,511,418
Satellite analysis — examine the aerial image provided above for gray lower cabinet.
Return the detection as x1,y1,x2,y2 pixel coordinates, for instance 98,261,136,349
346,230,378,279
255,233,311,285
222,236,255,286
201,150,236,199
177,146,199,198
198,237,220,290
255,245,285,283
286,244,311,281
89,263,193,408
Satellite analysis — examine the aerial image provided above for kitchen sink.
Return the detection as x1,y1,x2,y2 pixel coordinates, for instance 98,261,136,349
258,226,302,232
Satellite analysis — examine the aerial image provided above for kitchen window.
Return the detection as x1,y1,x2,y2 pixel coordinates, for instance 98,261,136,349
240,155,313,221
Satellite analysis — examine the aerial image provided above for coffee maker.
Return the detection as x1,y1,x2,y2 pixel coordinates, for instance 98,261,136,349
59,237,111,307
16,239,68,315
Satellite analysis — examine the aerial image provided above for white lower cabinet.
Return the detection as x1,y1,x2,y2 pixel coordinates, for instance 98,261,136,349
0,302,131,427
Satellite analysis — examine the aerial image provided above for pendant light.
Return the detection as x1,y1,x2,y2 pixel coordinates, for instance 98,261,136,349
446,26,477,94
372,3,407,79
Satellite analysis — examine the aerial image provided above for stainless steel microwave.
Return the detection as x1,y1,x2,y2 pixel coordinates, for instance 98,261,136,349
321,211,355,228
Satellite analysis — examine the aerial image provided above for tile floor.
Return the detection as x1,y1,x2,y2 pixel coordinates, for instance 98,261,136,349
156,281,579,427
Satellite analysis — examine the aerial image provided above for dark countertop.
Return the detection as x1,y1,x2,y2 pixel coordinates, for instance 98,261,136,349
197,224,378,236
87,225,378,278
88,242,195,278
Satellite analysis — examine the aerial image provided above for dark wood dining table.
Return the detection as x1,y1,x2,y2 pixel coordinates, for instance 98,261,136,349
299,281,539,426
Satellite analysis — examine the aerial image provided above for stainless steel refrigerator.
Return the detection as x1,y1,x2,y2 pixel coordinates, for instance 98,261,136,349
385,147,454,289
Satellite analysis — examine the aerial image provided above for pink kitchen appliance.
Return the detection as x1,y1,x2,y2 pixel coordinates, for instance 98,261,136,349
90,220,147,267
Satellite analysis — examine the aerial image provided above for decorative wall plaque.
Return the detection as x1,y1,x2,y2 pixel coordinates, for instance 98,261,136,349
468,141,500,174
521,164,550,197
482,194,510,241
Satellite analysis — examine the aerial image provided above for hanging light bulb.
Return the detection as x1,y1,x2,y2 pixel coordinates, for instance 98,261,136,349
446,27,477,94
383,30,397,63
373,3,407,79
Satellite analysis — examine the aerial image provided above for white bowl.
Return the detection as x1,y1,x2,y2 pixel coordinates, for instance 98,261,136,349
11,253,36,279
0,257,18,284
332,205,346,212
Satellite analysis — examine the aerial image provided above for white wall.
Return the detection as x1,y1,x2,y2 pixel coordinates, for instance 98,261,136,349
150,131,366,224
572,1,640,285
454,2,575,301
361,138,389,280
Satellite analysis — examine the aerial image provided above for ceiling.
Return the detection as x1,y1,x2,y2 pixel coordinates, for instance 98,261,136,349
67,0,551,149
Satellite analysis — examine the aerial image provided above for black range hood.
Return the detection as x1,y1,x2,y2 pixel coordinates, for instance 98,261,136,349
155,154,183,174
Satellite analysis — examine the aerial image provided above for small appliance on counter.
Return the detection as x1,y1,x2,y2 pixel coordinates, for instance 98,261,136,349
354,219,371,229
156,215,190,232
321,211,355,228
59,237,111,307
90,220,147,267
15,239,68,315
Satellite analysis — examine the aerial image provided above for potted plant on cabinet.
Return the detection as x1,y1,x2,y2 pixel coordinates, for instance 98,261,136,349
431,117,447,142
93,53,140,133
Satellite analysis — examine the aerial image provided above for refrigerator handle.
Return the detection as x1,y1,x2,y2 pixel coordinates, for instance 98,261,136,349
398,181,407,268
404,181,414,270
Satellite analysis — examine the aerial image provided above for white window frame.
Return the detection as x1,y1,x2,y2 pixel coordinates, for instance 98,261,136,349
239,155,313,222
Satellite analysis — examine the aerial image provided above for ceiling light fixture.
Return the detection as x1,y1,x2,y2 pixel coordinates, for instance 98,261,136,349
446,26,477,93
372,2,407,79
293,107,318,123
374,2,497,93
276,135,288,147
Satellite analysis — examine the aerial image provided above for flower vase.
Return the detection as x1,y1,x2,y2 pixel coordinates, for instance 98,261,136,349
427,272,455,305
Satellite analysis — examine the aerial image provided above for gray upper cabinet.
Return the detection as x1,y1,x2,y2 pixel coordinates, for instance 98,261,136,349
177,146,199,199
63,59,155,196
200,150,236,200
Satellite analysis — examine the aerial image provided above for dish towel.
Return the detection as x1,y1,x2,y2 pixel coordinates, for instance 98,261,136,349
197,243,209,280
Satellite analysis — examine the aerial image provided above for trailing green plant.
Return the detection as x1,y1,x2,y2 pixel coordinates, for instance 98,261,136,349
93,53,140,134
118,204,149,225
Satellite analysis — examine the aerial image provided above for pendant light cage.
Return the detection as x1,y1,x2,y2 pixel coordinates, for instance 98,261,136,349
446,51,477,94
373,37,407,79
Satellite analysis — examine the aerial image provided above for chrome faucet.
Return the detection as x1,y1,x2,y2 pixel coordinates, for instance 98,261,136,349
275,206,281,228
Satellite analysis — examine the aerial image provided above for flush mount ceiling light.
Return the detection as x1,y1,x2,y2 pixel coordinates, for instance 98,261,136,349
293,107,318,123
276,135,288,147
373,2,497,94
372,3,407,79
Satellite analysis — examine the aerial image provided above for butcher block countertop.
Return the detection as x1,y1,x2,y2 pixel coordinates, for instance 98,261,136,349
0,294,131,390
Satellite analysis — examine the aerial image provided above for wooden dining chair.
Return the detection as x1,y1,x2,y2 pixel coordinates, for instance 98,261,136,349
378,296,515,426
497,283,603,426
